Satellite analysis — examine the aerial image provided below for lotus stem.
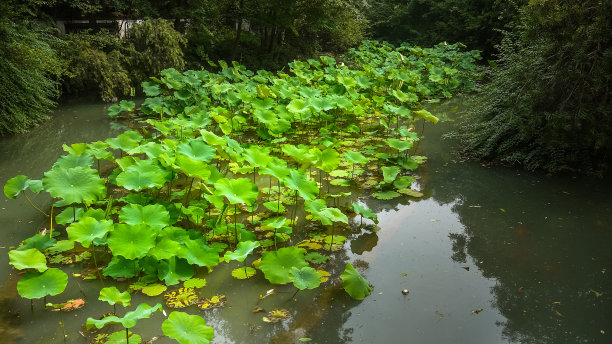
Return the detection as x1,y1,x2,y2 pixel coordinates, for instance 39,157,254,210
126,327,129,344
60,312,67,343
184,178,195,206
234,204,238,245
289,288,299,301
23,193,48,217
49,204,54,237
328,223,334,254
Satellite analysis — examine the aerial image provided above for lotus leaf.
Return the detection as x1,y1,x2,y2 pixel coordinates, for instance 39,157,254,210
179,239,220,267
262,309,291,323
351,203,379,224
116,159,170,191
224,241,260,263
19,234,56,251
103,256,141,279
164,287,198,308
214,178,258,205
397,188,424,197
174,155,212,180
177,139,216,162
108,224,157,260
99,286,131,307
43,166,106,204
232,267,257,279
148,238,184,261
53,152,94,169
385,138,413,152
162,311,215,344
372,191,401,200
86,303,162,330
183,278,207,289
413,109,438,124
242,145,272,168
260,247,308,284
304,252,328,264
17,268,68,299
158,257,194,285
67,217,113,248
107,131,143,152
382,166,401,184
283,170,318,201
393,176,416,189
119,204,170,231
4,175,31,198
290,267,321,290
314,148,340,172
106,330,141,344
9,248,47,272
55,207,84,225
139,284,167,296
262,201,286,213
198,295,227,309
341,263,372,300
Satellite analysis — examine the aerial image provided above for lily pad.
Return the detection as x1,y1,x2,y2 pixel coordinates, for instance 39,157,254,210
198,294,227,309
290,267,321,290
341,263,373,300
164,287,198,308
119,204,170,231
141,284,167,296
183,278,207,289
262,309,291,323
260,247,308,284
162,311,214,344
372,191,401,200
67,217,113,248
17,268,68,299
231,267,257,279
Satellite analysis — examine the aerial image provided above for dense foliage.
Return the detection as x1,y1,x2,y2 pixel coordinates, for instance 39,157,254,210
452,0,612,174
4,42,479,342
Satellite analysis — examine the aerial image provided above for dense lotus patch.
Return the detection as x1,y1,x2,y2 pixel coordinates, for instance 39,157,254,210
4,40,480,341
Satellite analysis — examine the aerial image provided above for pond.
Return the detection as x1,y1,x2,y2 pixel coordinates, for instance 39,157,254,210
1,98,610,343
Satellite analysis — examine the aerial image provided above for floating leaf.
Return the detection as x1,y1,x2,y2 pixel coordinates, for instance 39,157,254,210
99,286,131,307
232,267,257,279
46,298,85,312
382,166,401,184
260,247,308,284
372,191,401,200
184,278,207,289
304,252,329,264
17,268,68,299
224,241,260,263
9,248,47,272
291,267,321,290
106,330,141,344
262,309,291,323
397,188,424,197
164,287,198,308
162,311,215,344
43,166,106,204
141,284,167,296
198,295,227,309
341,263,372,300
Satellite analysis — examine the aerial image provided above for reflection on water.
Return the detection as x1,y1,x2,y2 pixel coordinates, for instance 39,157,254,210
1,99,610,343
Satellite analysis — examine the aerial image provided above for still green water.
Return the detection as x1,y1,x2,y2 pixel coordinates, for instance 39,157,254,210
0,99,610,343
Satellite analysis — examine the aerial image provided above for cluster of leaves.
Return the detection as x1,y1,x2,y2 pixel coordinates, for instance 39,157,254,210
452,0,612,174
5,41,478,342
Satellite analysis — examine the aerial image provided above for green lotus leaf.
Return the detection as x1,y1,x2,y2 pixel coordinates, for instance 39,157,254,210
162,311,214,344
174,155,212,180
148,238,184,261
179,239,220,267
260,160,289,182
131,141,165,159
304,252,329,264
382,166,401,184
330,178,352,186
119,204,170,231
224,240,260,263
351,203,378,224
107,131,143,152
372,191,401,200
183,278,207,289
99,286,131,307
413,109,438,124
46,240,74,254
106,330,141,344
242,145,272,168
53,152,94,169
283,169,318,201
291,266,321,290
9,248,47,272
177,139,216,163
260,247,308,284
393,176,416,189
67,217,113,248
62,142,88,155
17,268,68,299
116,159,170,191
397,188,424,197
19,234,56,251
385,138,413,152
262,201,286,213
214,178,258,205
341,263,372,300
329,169,349,178
103,256,141,279
287,99,310,114
55,206,84,225
261,216,289,230
86,303,162,330
319,207,348,225
344,151,369,165
107,104,122,117
158,257,194,286
108,224,157,260
282,144,315,167
231,267,257,279
4,175,31,199
43,166,106,204
312,148,339,172
141,284,167,297
142,81,162,97
398,157,420,170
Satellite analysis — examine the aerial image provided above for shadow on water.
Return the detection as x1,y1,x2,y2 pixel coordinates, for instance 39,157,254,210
0,98,610,343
